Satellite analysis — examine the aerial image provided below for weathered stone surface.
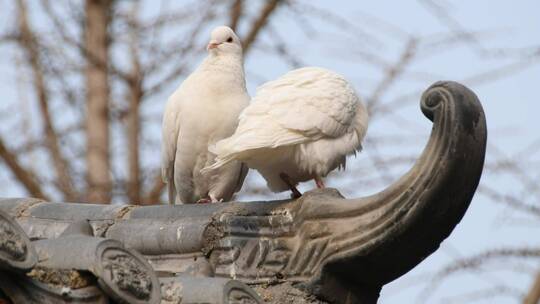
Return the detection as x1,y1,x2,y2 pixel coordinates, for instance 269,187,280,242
0,209,37,271
0,271,108,304
27,267,95,289
102,251,153,300
160,276,263,304
253,282,328,304
0,81,487,303
0,221,27,261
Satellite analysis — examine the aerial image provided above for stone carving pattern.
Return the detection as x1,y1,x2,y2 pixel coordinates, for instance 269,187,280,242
0,221,27,261
209,82,484,287
102,252,153,300
228,287,260,304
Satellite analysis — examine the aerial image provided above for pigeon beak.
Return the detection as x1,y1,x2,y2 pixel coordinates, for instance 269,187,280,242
206,41,221,51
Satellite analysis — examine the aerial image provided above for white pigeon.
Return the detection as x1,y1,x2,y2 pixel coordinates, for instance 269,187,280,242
161,26,249,204
204,67,368,198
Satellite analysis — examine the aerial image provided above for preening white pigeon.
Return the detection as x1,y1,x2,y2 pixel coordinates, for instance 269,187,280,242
204,67,368,197
161,26,249,204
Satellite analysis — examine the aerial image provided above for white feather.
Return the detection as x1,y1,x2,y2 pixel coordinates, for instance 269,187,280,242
161,26,249,204
205,67,368,192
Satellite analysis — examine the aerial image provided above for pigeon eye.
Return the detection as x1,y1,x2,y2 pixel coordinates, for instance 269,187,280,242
226,37,233,43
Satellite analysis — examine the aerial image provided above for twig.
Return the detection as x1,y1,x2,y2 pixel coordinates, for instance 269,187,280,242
524,270,540,304
143,5,215,97
242,0,282,54
375,54,540,117
126,2,142,204
265,25,304,68
418,0,487,54
439,285,522,304
143,173,165,205
41,0,131,82
367,37,417,114
229,0,243,31
0,136,49,200
417,247,540,303
478,185,540,218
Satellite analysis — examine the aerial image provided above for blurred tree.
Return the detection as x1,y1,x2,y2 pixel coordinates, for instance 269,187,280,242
0,0,284,204
85,0,113,203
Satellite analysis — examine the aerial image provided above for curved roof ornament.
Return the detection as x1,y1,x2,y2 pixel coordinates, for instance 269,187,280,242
0,81,487,303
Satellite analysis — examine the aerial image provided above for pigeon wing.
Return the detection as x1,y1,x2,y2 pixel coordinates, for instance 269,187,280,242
253,67,359,139
209,67,361,168
161,95,182,204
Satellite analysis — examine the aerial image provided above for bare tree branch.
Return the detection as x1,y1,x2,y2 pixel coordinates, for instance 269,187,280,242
41,0,132,82
264,25,304,68
418,0,487,54
367,37,417,114
84,0,113,203
289,2,384,47
143,5,215,97
524,271,540,304
16,0,78,201
479,185,540,218
418,248,540,303
374,54,540,118
0,136,49,200
440,285,522,304
126,2,142,204
229,0,243,31
143,173,165,205
242,0,282,54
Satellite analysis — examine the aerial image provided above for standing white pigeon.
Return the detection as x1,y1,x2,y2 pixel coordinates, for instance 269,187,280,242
161,26,249,204
204,67,368,197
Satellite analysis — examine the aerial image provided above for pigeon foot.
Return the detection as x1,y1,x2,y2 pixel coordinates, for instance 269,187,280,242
279,173,302,198
196,198,212,204
315,176,325,189
209,195,223,203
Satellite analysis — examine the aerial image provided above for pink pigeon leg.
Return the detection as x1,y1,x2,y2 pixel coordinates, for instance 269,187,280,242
209,195,223,203
315,176,325,189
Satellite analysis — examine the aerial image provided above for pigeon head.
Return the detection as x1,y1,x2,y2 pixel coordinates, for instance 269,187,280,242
207,26,242,56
